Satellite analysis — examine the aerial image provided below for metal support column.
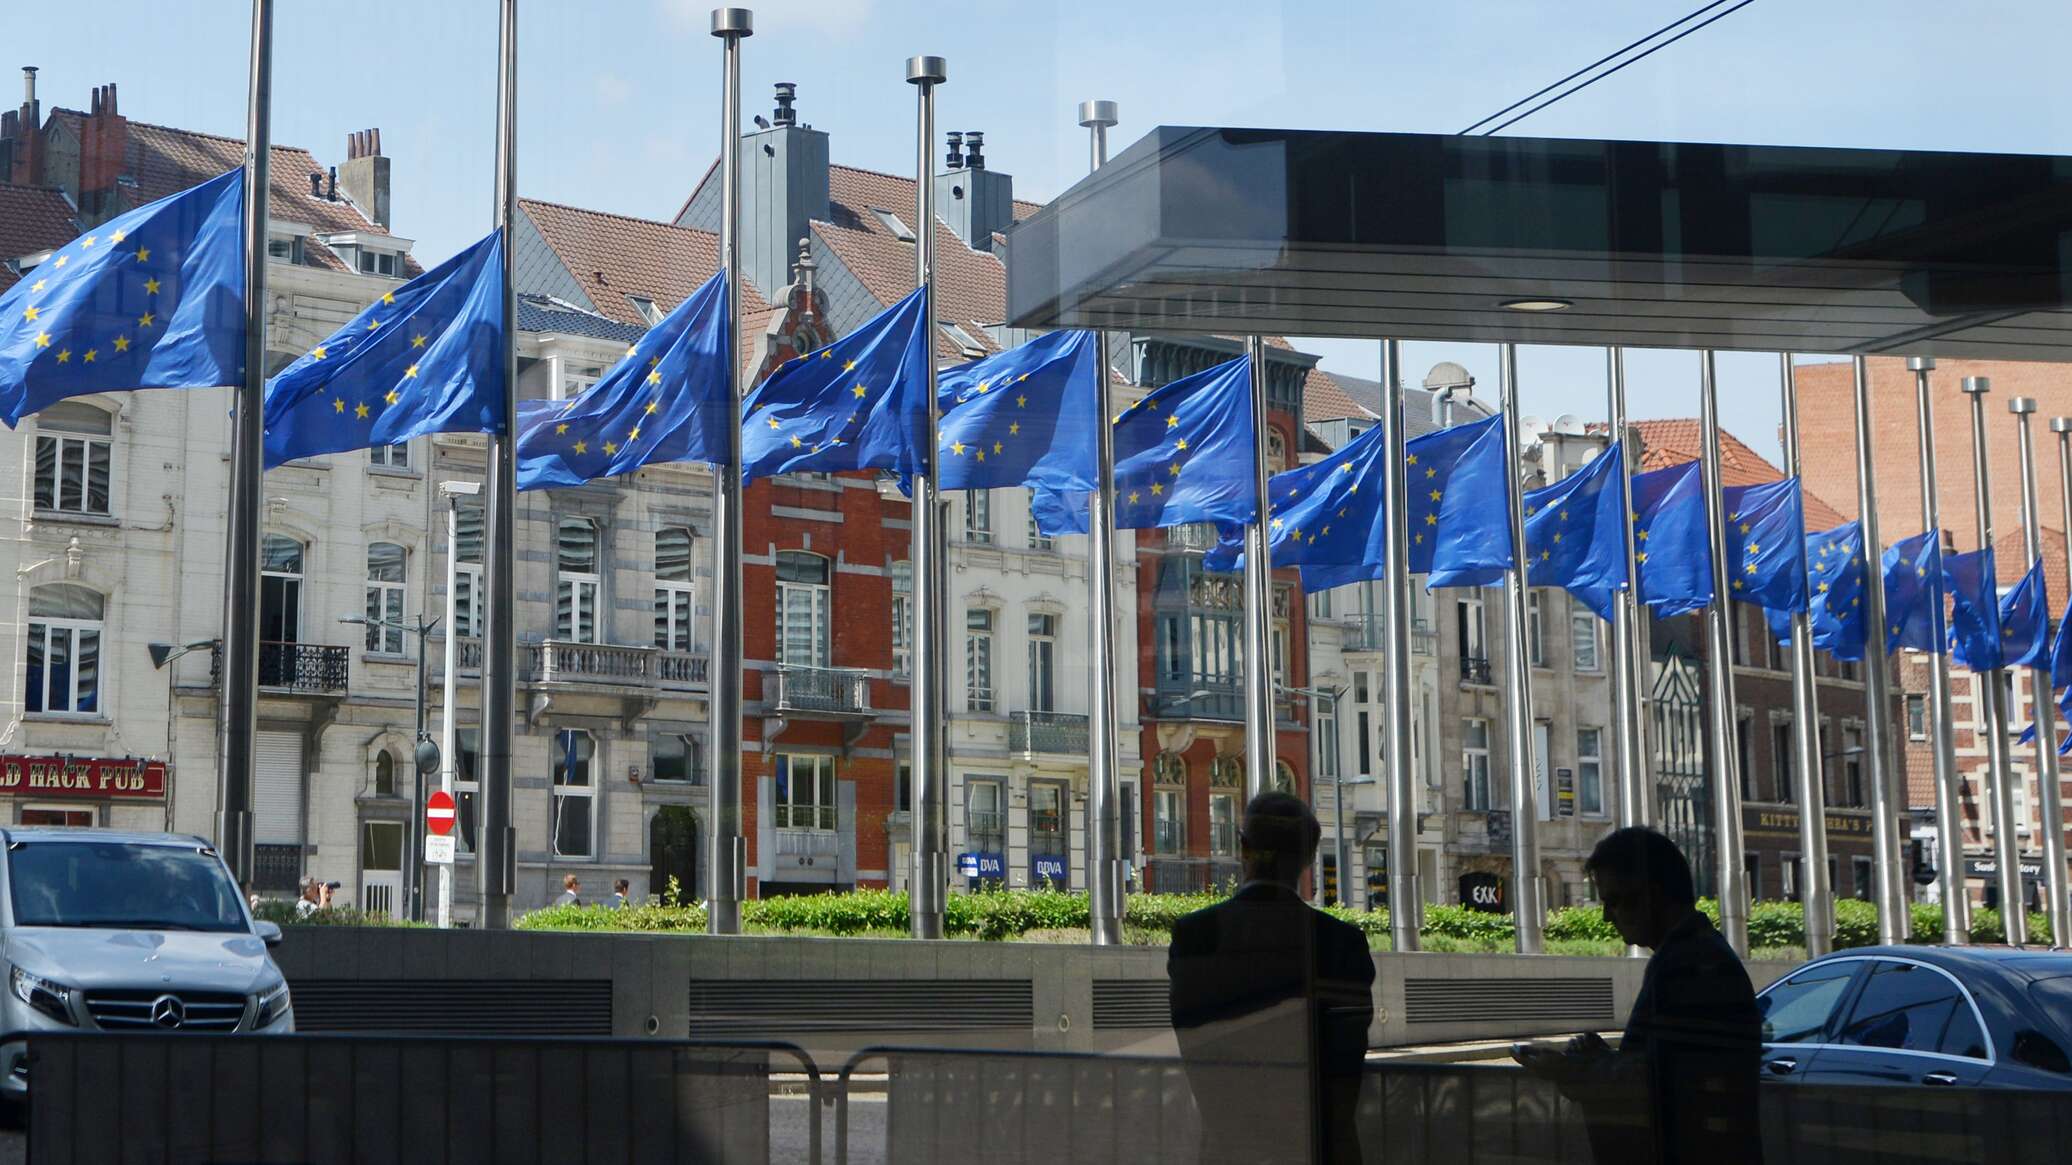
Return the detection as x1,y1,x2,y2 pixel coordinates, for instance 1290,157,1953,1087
1608,347,1650,830
2011,398,2069,944
1079,98,1124,946
2051,415,2072,937
1242,335,1275,801
1699,351,1750,956
1380,340,1420,950
707,6,752,935
216,0,273,887
1781,355,1833,957
1851,356,1907,946
1912,357,1969,942
1962,375,2025,943
1497,345,1543,953
906,55,950,939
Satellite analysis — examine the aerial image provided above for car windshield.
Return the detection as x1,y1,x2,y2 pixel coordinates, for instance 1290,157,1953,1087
6,841,248,932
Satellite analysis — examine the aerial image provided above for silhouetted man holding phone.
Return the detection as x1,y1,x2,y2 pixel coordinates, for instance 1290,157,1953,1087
1169,791,1376,1164
1518,826,1761,1164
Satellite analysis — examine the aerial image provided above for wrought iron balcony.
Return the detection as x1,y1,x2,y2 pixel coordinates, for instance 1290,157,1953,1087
213,642,350,695
657,651,710,689
1460,656,1494,685
252,844,302,892
1009,711,1090,756
1143,856,1242,894
773,664,871,717
527,640,656,686
1344,614,1440,655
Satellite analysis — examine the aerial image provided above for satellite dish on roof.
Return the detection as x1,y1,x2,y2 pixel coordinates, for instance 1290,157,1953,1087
1424,361,1474,391
1552,414,1587,435
1519,416,1551,448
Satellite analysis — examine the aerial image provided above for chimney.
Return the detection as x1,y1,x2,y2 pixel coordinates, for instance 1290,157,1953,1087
75,81,128,224
326,166,336,201
680,82,828,300
772,82,796,127
944,131,963,170
21,66,34,105
338,126,391,228
309,171,322,197
934,130,1012,253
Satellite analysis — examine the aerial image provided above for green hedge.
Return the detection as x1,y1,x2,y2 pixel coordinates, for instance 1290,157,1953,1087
514,887,2051,950
251,900,422,928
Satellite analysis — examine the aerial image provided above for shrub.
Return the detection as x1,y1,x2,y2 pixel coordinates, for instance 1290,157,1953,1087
252,900,420,928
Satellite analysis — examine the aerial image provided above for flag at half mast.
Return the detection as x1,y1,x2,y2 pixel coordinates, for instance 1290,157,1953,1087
739,287,931,489
1882,529,1945,654
936,329,1099,499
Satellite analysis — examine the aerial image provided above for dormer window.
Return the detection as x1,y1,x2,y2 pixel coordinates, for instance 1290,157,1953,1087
870,207,917,243
266,235,305,264
627,296,664,326
356,249,398,276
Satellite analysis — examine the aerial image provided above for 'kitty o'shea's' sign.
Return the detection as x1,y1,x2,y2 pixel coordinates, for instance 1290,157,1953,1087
0,756,167,800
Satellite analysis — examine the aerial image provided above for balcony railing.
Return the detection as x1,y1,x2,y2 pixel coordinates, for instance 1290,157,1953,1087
528,640,656,686
774,664,870,716
1009,711,1090,756
1460,656,1494,685
1153,680,1294,723
1144,856,1243,894
657,651,710,688
252,843,302,892
214,642,350,695
1337,614,1440,654
1165,522,1223,553
1210,821,1238,858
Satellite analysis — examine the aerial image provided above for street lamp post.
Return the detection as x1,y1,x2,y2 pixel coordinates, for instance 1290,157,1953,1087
340,612,441,922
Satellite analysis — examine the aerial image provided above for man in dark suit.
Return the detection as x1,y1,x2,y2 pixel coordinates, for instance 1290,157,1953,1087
1168,791,1376,1165
1518,826,1762,1164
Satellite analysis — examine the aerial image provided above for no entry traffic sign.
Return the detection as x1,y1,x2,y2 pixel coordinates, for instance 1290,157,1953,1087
426,790,457,836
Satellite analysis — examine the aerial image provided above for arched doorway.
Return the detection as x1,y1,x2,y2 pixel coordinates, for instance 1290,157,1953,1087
650,806,699,906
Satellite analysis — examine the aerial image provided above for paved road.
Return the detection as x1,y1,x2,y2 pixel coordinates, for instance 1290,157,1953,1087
0,1129,20,1165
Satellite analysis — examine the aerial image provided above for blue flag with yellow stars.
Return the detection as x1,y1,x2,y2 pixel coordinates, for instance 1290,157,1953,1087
1202,415,1389,590
516,270,730,490
1881,529,1944,654
265,230,505,466
0,167,245,427
1721,478,1807,613
2054,594,2072,691
1945,546,2002,672
1407,413,1515,588
1033,355,1257,533
1764,521,1869,659
1627,461,1713,615
740,287,931,488
1999,556,2050,671
936,329,1098,500
1522,442,1628,620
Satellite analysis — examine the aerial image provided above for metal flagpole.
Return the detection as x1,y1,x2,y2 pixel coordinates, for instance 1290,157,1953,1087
2052,415,2072,936
907,55,950,939
2009,398,2069,945
217,0,272,888
707,7,752,936
476,0,519,929
1608,347,1650,831
1851,356,1907,947
1699,351,1750,956
1497,345,1544,953
1242,335,1275,802
1961,375,2026,944
437,483,472,928
1780,355,1833,957
1912,357,1969,942
1380,339,1420,950
1078,99,1124,947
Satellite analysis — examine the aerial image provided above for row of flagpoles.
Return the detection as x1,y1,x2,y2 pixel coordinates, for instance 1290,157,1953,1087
2,3,2070,951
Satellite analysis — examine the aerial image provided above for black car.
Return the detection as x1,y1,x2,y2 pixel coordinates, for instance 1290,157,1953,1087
1755,945,2072,1089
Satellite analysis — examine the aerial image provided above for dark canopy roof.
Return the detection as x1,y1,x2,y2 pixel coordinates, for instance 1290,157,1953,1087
1006,126,2072,362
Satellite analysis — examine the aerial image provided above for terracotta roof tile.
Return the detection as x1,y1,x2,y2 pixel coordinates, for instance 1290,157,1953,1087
1303,367,1374,422
1634,419,1851,530
0,184,80,291
814,164,1006,362
518,197,769,329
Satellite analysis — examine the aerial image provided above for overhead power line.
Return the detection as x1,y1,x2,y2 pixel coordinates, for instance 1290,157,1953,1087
1460,0,1758,137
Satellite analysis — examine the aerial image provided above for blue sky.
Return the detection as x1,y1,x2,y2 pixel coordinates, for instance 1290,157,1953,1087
18,1,2072,463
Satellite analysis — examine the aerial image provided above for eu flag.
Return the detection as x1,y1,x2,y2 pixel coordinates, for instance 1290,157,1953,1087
1945,546,2002,672
1407,413,1514,588
1034,355,1257,533
0,168,245,426
740,287,930,488
1722,478,1808,613
265,230,505,466
1765,522,1869,660
1204,416,1389,591
1882,530,1944,653
2000,557,2050,670
1523,441,1628,620
516,270,730,490
937,330,1098,499
2055,594,2072,691
1628,461,1713,615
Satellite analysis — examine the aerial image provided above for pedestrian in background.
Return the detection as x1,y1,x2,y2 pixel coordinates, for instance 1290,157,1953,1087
294,876,321,918
556,873,582,907
609,878,630,909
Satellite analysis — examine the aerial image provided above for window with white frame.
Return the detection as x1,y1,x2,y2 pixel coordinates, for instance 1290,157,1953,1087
1209,792,1237,857
1154,754,1186,854
25,583,103,716
891,561,913,679
1027,612,1057,712
966,608,996,712
776,552,831,668
1316,694,1340,783
556,519,601,643
1526,591,1544,666
368,441,409,469
654,527,695,651
550,729,596,859
1571,608,1601,672
1843,724,1865,807
364,542,406,653
650,731,703,784
776,753,837,831
33,401,113,517
966,490,994,544
1027,511,1054,552
1906,694,1927,740
1353,672,1373,777
456,729,480,854
966,777,1005,858
1463,718,1492,811
455,505,484,638
260,535,304,644
1458,596,1487,667
1578,726,1604,815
